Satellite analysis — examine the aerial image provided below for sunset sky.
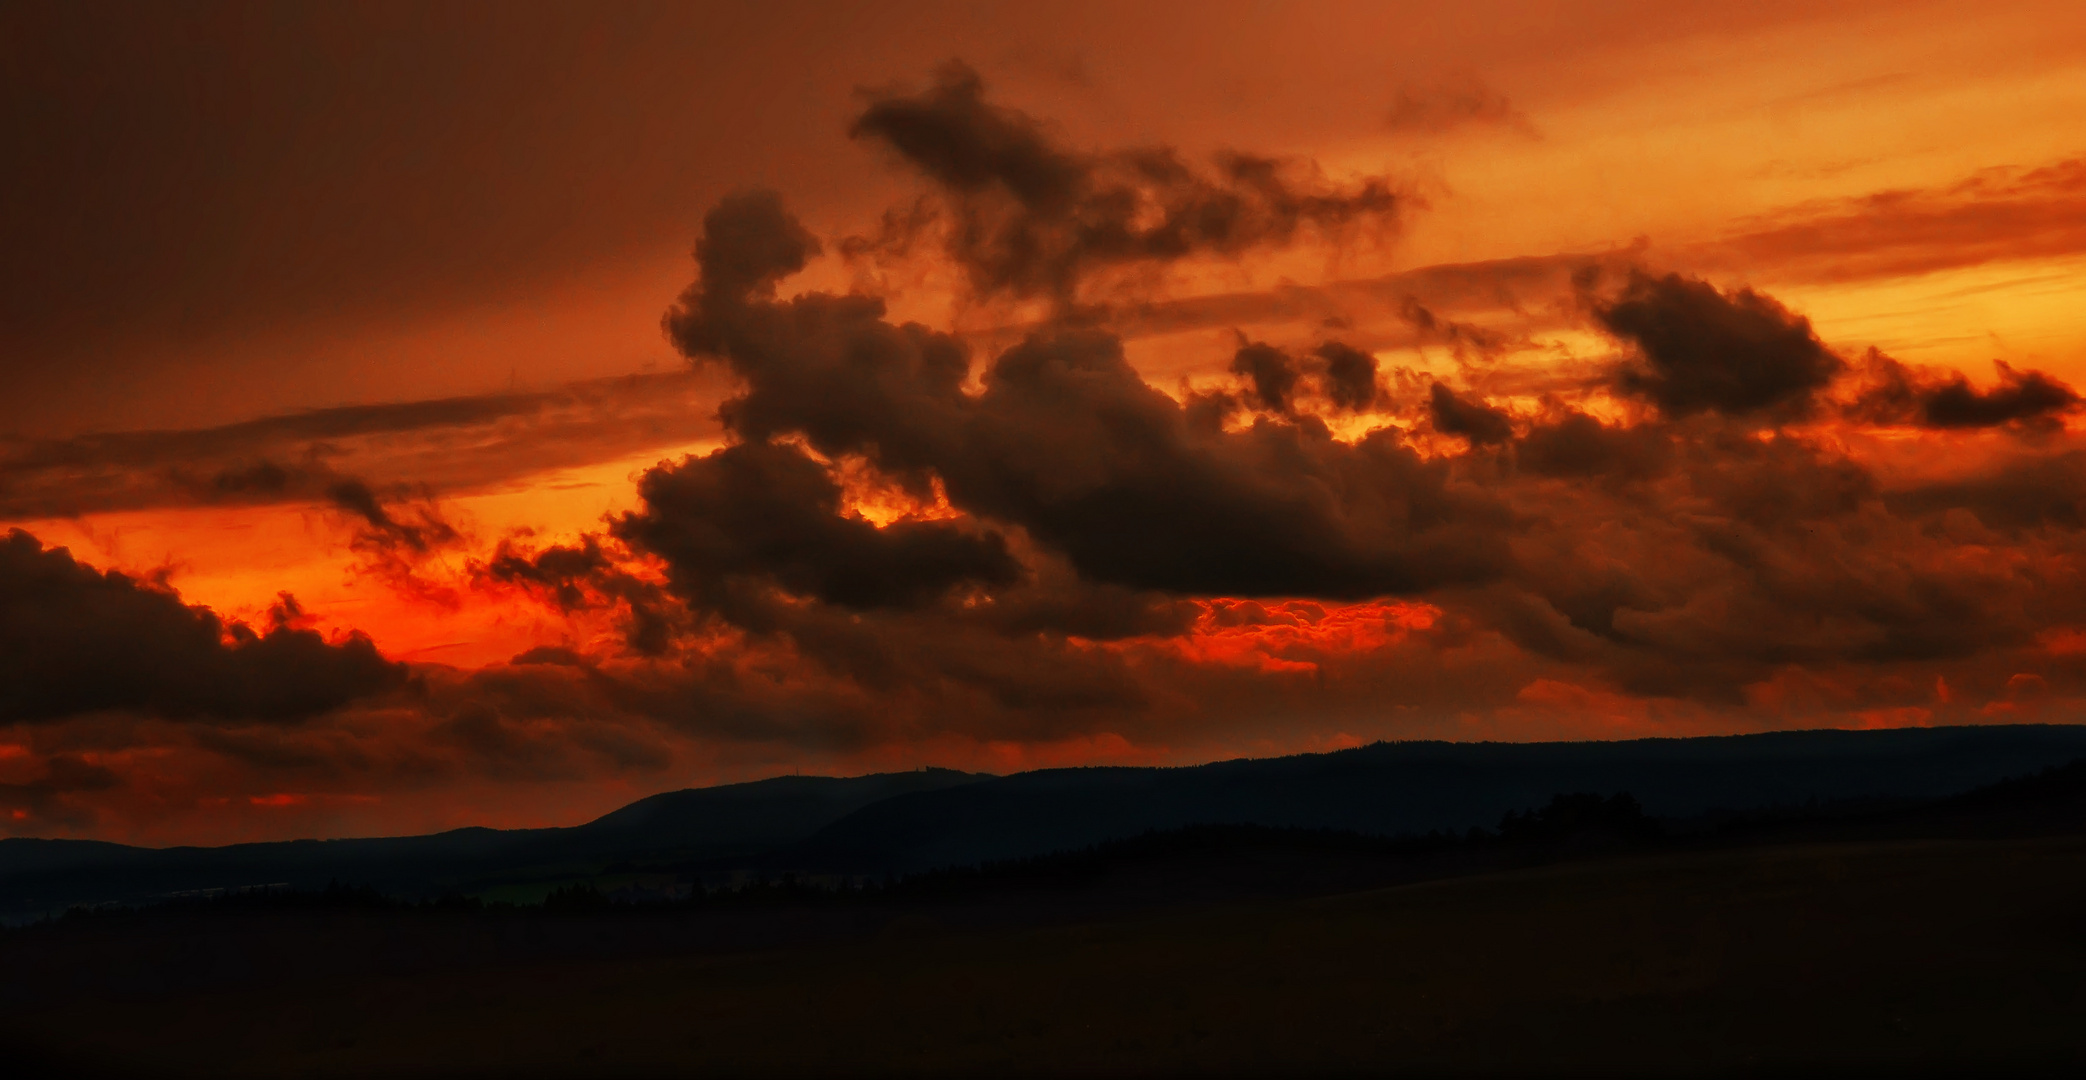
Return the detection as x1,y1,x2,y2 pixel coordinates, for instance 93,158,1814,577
6,0,2086,845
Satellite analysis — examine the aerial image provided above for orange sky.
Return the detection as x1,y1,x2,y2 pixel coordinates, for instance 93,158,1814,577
4,0,2085,844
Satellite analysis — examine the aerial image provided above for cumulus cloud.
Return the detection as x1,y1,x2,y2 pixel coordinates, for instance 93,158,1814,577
1428,383,1514,446
0,529,404,724
848,62,1403,305
613,440,1022,615
1482,417,2086,704
661,191,1512,602
1229,340,1301,414
1515,411,1672,481
1315,342,1381,412
1596,270,1843,420
1847,351,2081,430
635,93,2086,724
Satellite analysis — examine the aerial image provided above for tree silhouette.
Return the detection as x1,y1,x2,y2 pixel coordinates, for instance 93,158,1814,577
1498,793,1660,846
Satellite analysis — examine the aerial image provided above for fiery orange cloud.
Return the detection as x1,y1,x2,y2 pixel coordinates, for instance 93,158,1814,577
1156,599,1442,675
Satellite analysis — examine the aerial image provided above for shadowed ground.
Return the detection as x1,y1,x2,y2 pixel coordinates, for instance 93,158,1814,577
9,833,2084,1077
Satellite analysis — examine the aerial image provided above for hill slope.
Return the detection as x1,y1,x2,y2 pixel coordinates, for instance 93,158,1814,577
7,724,2086,919
0,768,984,921
784,724,2086,872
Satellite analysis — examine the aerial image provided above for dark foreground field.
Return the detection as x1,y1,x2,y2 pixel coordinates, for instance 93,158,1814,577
8,832,2085,1077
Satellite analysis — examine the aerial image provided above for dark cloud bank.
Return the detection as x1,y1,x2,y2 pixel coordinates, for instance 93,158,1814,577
0,530,402,724
485,68,2086,734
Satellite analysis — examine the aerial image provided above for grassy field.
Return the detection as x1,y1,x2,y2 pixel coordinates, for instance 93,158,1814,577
9,833,2084,1077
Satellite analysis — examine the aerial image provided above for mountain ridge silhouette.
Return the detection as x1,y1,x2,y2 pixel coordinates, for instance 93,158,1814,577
6,724,2085,920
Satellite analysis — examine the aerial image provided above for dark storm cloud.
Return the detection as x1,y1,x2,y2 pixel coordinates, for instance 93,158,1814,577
477,443,1173,673
661,190,1514,602
960,334,1509,597
1922,365,2081,428
613,441,1022,614
968,563,1197,641
1680,428,1877,530
0,529,404,723
690,190,825,304
471,548,1167,737
663,191,973,456
746,601,1156,718
1230,341,1300,413
1478,380,2079,733
1884,452,2086,532
1482,427,2082,701
1428,383,1514,446
1315,342,1380,412
1515,412,1672,480
1595,271,1843,419
1847,352,2081,430
848,62,1402,304
652,166,2085,712
555,619,1152,745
